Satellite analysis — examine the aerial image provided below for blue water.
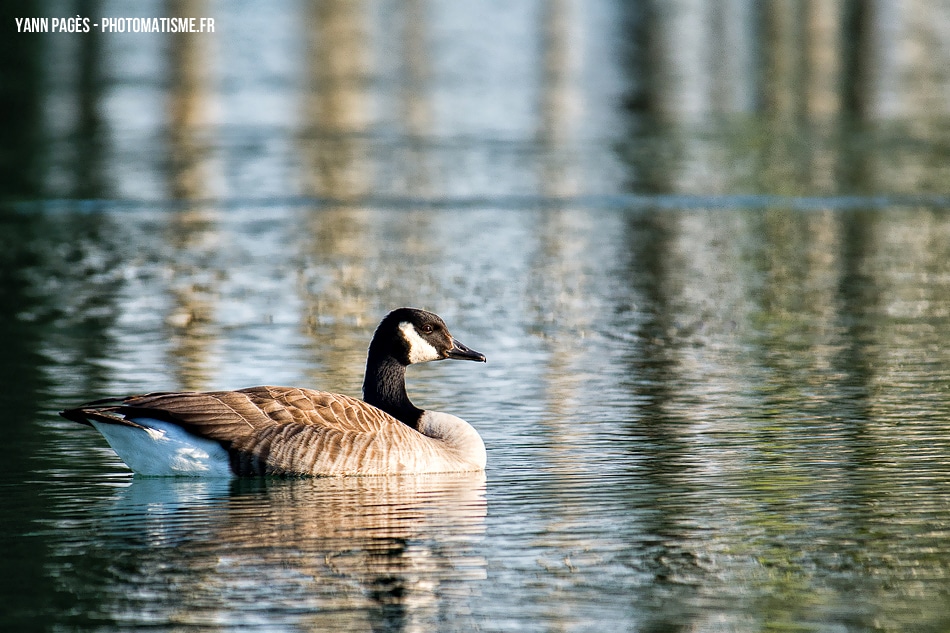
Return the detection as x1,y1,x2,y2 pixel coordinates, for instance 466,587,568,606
6,202,950,632
4,1,950,631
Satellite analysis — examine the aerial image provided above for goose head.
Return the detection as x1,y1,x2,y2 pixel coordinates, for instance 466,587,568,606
362,308,485,427
370,307,486,366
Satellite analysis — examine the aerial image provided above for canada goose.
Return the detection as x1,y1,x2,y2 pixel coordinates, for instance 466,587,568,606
60,308,487,477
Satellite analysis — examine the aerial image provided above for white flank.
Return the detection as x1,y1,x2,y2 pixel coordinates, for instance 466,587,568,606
398,321,442,363
90,418,234,477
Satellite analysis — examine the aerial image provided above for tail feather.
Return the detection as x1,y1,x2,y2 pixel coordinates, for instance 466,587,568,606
60,406,148,430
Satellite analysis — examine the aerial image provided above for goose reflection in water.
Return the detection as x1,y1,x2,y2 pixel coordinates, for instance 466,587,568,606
95,472,488,630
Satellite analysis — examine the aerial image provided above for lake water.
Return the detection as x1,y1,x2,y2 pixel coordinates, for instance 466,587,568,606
6,201,950,632
4,1,950,632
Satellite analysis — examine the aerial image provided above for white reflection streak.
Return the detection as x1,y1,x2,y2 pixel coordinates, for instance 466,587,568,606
651,0,758,119
539,0,582,198
652,0,714,120
301,0,373,201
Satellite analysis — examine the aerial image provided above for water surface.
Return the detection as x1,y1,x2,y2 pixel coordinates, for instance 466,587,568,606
4,1,950,631
5,203,950,632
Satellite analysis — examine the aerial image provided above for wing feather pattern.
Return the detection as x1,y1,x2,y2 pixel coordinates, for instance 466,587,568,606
66,386,465,476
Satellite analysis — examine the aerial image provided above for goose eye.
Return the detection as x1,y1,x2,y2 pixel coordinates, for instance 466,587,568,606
419,324,434,334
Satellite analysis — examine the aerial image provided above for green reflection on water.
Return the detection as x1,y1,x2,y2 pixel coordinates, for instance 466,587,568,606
5,200,950,631
3,0,950,630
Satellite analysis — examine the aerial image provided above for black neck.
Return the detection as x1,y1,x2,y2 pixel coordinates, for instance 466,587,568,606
362,352,423,429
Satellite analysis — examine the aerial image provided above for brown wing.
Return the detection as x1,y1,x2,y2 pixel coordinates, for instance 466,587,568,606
66,387,438,476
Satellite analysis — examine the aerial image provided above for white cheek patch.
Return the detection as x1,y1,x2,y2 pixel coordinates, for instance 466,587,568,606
399,322,442,363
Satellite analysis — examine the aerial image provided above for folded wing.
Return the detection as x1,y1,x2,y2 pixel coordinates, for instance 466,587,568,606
62,387,440,476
